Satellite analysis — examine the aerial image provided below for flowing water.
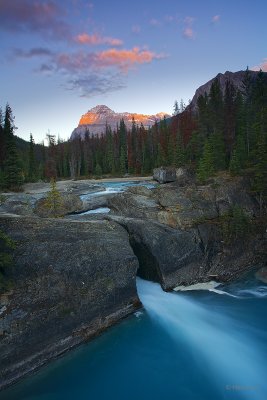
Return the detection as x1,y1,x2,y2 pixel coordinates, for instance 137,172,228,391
80,180,155,200
1,274,266,400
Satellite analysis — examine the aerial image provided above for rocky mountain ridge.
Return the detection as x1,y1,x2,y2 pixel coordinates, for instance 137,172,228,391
189,69,267,111
71,105,170,139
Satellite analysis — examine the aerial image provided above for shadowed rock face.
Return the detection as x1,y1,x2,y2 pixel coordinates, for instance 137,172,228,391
107,175,266,288
189,70,267,111
0,216,139,390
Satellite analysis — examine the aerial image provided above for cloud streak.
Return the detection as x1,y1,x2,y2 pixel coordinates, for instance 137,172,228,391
0,0,71,40
183,27,194,39
212,15,220,23
66,73,126,97
54,47,165,73
94,47,165,71
12,47,54,58
183,16,195,39
75,33,123,46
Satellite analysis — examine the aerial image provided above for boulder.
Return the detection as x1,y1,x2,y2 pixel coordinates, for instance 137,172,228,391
213,176,259,217
0,193,40,216
153,167,176,183
108,192,159,220
34,193,83,217
126,185,152,197
0,215,139,389
175,167,195,186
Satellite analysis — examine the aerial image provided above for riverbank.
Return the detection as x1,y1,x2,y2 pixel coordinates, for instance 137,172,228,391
22,176,153,195
1,273,266,400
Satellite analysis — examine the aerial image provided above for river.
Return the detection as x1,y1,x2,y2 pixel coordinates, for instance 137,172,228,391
1,273,266,400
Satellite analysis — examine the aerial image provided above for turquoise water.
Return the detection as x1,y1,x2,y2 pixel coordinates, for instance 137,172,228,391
80,180,155,200
1,274,267,400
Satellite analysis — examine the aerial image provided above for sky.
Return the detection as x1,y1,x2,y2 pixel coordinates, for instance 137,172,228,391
1,0,267,143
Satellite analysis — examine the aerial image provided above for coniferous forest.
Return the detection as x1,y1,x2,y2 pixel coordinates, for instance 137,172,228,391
0,69,266,201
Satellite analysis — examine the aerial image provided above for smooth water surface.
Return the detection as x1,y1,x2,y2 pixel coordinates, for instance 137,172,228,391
1,274,266,400
79,207,111,215
80,180,155,200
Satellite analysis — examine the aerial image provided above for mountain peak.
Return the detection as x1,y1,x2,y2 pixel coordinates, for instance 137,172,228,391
71,105,170,139
189,69,265,111
89,105,114,114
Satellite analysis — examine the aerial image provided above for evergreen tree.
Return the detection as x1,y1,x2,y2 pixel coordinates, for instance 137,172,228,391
197,139,214,183
229,149,241,176
0,107,5,171
3,104,23,190
210,131,226,170
45,133,57,179
156,143,166,167
252,131,267,215
28,133,37,181
241,67,253,157
224,80,237,157
0,107,4,188
106,126,115,174
209,78,224,134
95,163,102,177
44,178,63,218
119,146,127,175
173,100,180,116
180,99,186,112
197,93,210,139
235,133,247,168
175,132,186,167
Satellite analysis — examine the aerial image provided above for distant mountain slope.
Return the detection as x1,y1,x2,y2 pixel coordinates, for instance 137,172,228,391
70,105,170,139
189,70,267,111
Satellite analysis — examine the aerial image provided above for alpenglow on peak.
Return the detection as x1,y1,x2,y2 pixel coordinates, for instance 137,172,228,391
71,105,170,139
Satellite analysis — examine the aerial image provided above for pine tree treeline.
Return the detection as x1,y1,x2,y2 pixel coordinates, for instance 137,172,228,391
0,104,23,190
1,70,266,202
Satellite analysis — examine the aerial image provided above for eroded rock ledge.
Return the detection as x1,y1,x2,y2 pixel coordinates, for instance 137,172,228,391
0,216,139,390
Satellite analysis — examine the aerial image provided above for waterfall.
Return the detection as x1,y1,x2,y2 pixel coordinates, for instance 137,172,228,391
136,277,266,400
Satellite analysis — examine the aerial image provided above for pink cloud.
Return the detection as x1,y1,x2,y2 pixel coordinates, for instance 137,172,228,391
183,27,195,39
95,47,165,71
252,58,267,72
212,15,220,23
54,47,165,73
75,33,123,46
183,16,195,39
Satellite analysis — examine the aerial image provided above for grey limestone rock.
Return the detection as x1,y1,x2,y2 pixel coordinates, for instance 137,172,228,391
0,215,139,389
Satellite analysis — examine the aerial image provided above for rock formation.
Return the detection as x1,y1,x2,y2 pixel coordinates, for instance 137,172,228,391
189,70,267,111
0,216,139,389
70,105,170,139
